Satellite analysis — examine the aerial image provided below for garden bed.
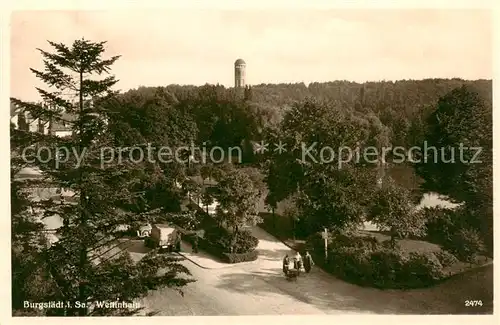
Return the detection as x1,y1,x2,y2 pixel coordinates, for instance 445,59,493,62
305,231,491,289
258,213,490,289
357,230,491,275
184,231,258,264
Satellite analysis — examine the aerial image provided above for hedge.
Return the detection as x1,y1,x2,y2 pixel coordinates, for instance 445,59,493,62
170,203,260,264
306,232,450,289
222,250,259,263
184,228,259,264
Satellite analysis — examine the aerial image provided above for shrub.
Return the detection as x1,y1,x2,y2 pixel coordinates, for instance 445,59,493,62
222,250,259,263
424,206,469,246
434,250,459,267
231,230,259,253
203,227,258,254
403,252,445,284
184,226,259,264
184,234,225,258
444,228,485,263
308,232,449,289
328,246,372,283
306,231,380,272
369,249,408,286
204,226,230,248
305,232,327,254
425,211,455,245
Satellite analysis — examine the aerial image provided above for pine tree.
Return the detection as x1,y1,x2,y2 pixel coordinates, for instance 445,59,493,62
11,39,195,316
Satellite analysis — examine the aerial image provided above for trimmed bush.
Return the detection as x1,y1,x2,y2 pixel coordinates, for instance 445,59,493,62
203,227,258,253
434,250,459,267
369,249,408,287
184,226,259,264
231,230,259,253
401,252,445,287
327,246,372,283
204,226,230,248
184,234,224,257
222,250,259,263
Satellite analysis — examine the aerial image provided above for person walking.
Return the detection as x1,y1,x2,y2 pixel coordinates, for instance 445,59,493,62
192,235,199,253
303,250,314,273
282,254,290,275
294,251,303,275
176,233,182,252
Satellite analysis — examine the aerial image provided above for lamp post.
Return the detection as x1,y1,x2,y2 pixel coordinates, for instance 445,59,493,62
322,227,328,261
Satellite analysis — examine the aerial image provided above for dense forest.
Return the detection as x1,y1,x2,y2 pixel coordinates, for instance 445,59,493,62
140,78,492,140
110,78,492,249
123,79,492,188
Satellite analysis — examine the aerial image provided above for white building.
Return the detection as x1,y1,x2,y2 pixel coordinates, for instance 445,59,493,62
10,102,74,138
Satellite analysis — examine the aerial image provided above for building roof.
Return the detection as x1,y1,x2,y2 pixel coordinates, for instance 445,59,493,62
153,223,175,229
11,102,75,132
15,167,43,179
234,58,246,65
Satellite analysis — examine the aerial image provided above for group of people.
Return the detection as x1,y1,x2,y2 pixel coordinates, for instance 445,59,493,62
282,251,314,276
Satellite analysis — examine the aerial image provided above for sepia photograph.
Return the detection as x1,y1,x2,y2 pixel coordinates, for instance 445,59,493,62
5,1,495,320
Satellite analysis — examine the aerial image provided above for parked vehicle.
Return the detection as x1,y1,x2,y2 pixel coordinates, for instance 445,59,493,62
137,224,152,238
147,224,180,252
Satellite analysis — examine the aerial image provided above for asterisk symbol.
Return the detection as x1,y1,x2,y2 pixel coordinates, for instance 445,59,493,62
274,141,287,154
254,140,269,154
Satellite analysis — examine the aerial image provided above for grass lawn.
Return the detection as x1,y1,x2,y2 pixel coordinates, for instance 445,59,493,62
359,230,441,253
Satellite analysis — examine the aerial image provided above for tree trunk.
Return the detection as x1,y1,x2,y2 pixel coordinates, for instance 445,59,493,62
390,228,397,249
77,68,88,316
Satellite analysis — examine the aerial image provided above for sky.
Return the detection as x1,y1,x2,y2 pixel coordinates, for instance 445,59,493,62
10,9,492,102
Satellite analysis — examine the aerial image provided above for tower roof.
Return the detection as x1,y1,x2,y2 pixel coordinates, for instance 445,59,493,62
234,58,246,65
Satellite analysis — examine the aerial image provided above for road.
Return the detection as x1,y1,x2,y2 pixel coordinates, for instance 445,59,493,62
124,227,493,316
27,170,493,315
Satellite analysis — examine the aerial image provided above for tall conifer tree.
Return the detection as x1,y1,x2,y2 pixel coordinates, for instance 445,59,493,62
11,39,194,316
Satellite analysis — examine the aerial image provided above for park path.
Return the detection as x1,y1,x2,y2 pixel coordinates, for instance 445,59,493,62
136,226,493,315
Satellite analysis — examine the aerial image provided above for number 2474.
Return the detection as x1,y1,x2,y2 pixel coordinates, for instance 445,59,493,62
465,300,483,307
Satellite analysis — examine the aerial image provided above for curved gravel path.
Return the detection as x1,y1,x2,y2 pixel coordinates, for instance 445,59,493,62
134,227,493,316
